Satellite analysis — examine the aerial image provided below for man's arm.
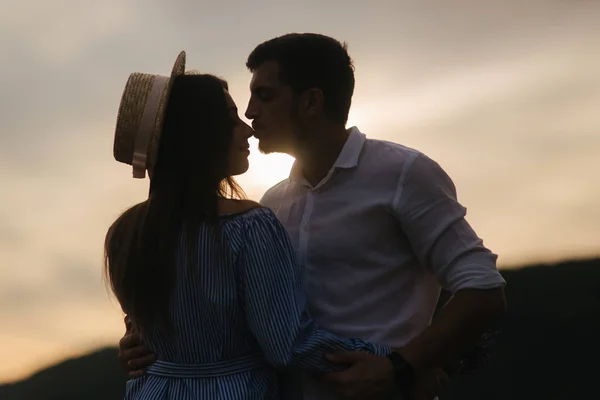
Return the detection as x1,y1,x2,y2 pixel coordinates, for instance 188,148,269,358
322,154,506,397
434,292,501,378
323,290,505,399
117,316,156,378
391,154,506,372
396,288,505,373
453,327,501,376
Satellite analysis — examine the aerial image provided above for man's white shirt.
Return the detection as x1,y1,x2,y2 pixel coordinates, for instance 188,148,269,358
260,127,506,399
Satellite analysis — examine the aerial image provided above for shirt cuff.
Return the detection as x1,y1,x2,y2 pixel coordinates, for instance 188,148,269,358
372,343,393,357
450,272,506,293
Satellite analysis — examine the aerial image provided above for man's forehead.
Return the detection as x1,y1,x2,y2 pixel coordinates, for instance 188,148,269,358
250,61,280,88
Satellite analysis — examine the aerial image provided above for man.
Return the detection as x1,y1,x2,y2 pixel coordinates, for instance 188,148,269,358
119,33,507,399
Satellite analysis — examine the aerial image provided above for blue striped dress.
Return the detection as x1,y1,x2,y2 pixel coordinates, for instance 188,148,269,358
125,207,391,399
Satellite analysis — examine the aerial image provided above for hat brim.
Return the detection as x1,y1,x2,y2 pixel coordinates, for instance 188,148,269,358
170,51,186,79
113,51,189,178
144,51,187,175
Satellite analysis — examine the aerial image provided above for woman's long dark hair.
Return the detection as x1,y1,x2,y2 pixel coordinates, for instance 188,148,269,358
104,74,244,335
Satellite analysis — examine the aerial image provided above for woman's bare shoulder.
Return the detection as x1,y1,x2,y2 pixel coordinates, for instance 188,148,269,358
218,199,264,215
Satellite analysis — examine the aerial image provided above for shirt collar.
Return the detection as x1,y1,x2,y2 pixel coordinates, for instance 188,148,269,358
334,126,367,169
289,126,366,182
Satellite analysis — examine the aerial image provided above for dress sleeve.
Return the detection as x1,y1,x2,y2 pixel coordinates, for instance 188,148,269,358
239,209,391,371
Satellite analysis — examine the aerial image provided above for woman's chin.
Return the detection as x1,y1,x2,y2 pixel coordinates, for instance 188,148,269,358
229,160,250,177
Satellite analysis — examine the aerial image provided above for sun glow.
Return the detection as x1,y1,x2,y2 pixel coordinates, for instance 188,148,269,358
346,106,367,131
236,106,369,198
236,137,295,197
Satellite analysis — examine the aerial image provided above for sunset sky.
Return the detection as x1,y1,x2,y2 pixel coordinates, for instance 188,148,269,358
1,0,599,384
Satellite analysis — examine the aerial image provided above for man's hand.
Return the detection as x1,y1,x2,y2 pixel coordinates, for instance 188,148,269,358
117,316,156,379
319,351,395,399
409,366,450,400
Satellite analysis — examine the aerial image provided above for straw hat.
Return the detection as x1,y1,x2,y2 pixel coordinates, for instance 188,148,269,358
113,51,187,179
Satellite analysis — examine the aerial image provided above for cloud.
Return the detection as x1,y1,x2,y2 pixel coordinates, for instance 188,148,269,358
0,220,24,248
0,255,108,314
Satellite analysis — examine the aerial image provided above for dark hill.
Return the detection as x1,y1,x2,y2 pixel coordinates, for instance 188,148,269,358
0,347,125,400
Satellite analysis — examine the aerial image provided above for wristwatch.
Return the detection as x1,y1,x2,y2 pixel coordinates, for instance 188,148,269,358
386,351,417,393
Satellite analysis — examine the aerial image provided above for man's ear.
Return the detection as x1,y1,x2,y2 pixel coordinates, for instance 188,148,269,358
299,88,324,117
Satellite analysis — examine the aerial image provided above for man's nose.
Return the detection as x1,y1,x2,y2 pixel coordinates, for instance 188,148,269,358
245,99,258,120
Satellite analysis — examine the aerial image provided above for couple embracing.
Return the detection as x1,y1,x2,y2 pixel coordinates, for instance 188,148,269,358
106,33,506,400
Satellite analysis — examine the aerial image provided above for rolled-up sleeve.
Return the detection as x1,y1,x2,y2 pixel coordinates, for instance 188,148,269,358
392,153,506,293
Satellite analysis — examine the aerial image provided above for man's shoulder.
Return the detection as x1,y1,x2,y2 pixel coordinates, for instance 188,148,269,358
358,137,454,190
363,137,423,162
359,137,425,177
366,138,456,193
364,139,424,166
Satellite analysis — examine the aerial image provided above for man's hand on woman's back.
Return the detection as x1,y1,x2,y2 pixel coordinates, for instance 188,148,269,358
117,316,156,379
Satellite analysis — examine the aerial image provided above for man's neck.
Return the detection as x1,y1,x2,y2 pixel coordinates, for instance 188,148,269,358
294,125,350,187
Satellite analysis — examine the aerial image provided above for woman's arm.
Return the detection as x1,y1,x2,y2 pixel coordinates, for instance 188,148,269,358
240,211,391,371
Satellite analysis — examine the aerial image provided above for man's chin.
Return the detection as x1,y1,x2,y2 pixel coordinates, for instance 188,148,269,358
257,141,275,155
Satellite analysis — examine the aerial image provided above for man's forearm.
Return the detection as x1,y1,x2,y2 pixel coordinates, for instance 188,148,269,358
454,327,501,375
394,288,506,373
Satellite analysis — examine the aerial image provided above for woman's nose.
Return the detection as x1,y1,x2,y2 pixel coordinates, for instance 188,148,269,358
243,122,253,138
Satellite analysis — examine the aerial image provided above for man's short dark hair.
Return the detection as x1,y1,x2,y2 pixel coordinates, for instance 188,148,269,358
247,33,355,125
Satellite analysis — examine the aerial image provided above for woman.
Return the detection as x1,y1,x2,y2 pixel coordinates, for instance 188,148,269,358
105,51,390,399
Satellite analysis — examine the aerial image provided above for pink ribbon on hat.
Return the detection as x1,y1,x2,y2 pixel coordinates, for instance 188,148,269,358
132,75,170,179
